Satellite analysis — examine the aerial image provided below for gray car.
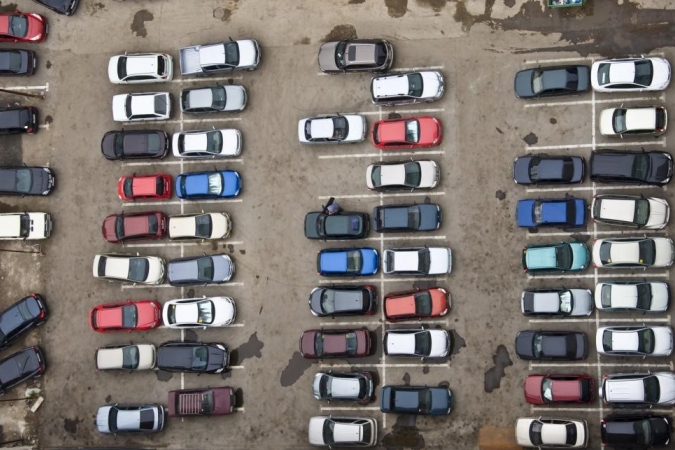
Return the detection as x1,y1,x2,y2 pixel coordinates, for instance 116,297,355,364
96,403,165,434
521,288,593,317
180,85,247,114
312,371,374,403
167,254,234,286
318,39,393,74
373,203,442,232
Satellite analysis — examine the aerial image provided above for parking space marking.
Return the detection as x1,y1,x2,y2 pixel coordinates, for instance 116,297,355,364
0,83,49,91
316,65,445,77
39,123,50,130
319,276,443,284
355,108,445,116
526,140,666,151
234,407,245,412
531,406,674,414
124,158,244,167
528,272,669,280
525,57,592,65
318,319,450,326
527,230,662,238
320,363,450,368
327,236,446,243
530,362,673,369
172,75,242,84
230,365,245,370
318,150,444,159
319,321,381,326
121,281,245,289
523,95,665,109
318,192,445,200
124,241,244,248
529,316,671,324
122,199,243,207
320,406,381,411
526,185,662,193
123,117,242,126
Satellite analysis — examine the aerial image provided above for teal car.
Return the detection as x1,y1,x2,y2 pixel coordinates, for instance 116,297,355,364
522,241,589,273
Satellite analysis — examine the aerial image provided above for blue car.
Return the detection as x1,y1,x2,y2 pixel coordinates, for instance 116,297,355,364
175,170,241,200
517,198,586,228
317,248,379,277
522,241,589,273
380,385,452,415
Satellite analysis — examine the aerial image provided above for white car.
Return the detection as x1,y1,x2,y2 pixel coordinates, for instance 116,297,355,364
366,160,440,190
600,372,675,406
108,53,173,84
112,92,171,122
591,195,669,229
96,344,156,371
308,416,377,447
596,326,673,357
599,105,667,137
595,281,670,313
162,296,236,329
591,57,671,92
592,237,675,269
383,247,451,275
515,417,587,449
172,129,241,158
92,254,165,285
384,329,450,358
297,114,366,144
168,212,231,240
371,71,444,106
520,288,593,317
0,212,51,240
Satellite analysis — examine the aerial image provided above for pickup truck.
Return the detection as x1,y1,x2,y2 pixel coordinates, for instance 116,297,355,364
168,387,236,417
179,40,261,76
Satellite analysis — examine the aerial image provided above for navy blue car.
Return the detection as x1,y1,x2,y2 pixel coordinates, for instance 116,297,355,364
380,385,452,415
175,170,241,200
517,198,586,228
0,346,45,395
317,248,379,277
0,294,47,351
513,155,585,185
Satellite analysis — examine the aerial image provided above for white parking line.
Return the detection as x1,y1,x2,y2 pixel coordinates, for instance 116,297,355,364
530,406,674,414
234,407,245,412
525,56,592,65
524,95,665,108
319,277,444,284
528,272,669,280
122,199,243,207
38,124,49,130
124,158,244,167
319,319,450,326
122,281,245,289
320,406,381,411
355,108,445,116
316,66,444,77
172,75,243,84
123,117,242,126
318,150,445,160
525,184,662,193
318,192,445,200
529,316,671,324
323,236,446,243
0,84,49,91
530,362,672,368
319,321,381,326
124,241,244,248
320,363,450,368
229,365,245,370
526,140,666,151
527,230,662,238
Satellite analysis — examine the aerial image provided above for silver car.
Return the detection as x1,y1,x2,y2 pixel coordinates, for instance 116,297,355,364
308,416,377,447
521,288,593,317
96,403,165,434
180,85,246,114
594,280,670,313
167,254,234,287
312,371,374,403
600,372,675,406
371,71,444,106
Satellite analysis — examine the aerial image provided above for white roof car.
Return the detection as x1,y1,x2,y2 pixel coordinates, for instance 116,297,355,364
383,247,451,275
515,417,587,449
168,213,231,240
593,237,675,268
384,329,450,358
366,160,440,190
92,254,165,285
599,106,667,137
371,71,444,106
591,57,671,92
308,416,377,447
180,85,247,113
520,288,593,317
596,326,673,357
162,296,236,329
112,92,171,122
298,114,366,144
172,129,241,158
0,212,51,240
595,281,670,313
96,404,165,434
108,53,174,84
96,344,156,371
591,195,669,229
600,372,675,406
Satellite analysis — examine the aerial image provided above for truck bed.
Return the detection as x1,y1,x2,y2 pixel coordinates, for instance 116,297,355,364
177,392,203,415
179,46,203,76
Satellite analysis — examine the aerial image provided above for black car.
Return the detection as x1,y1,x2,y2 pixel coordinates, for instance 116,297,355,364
157,342,228,374
515,330,588,361
513,155,585,185
318,39,394,73
0,50,36,76
101,130,169,160
0,346,45,395
514,65,590,99
602,415,672,449
380,385,453,415
590,150,673,185
373,203,442,232
304,212,369,240
32,0,79,16
0,166,54,196
0,106,37,134
309,285,376,317
0,294,47,351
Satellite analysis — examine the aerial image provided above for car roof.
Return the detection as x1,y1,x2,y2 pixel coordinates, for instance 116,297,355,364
598,198,636,223
321,251,348,272
130,94,159,115
131,176,159,196
373,74,409,97
390,250,420,271
606,241,641,264
605,329,641,352
606,378,646,401
378,120,406,142
124,54,159,76
386,331,418,354
380,163,407,185
608,61,637,84
186,88,214,109
607,284,639,308
0,214,22,237
96,307,123,328
183,132,209,151
530,292,560,313
625,108,657,130
122,215,150,236
309,118,335,139
345,42,378,65
540,423,569,446
333,422,363,443
169,216,198,238
96,347,125,369
526,246,557,269
184,173,210,195
173,302,204,324
104,257,130,278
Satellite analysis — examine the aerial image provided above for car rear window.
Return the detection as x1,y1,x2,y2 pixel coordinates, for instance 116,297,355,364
634,60,654,86
613,109,627,133
128,258,149,282
97,256,107,277
147,215,159,234
108,408,118,432
195,214,212,238
644,375,660,403
156,56,165,76
656,107,667,130
115,217,125,239
139,409,155,430
404,162,421,187
334,41,346,70
407,73,424,97
122,345,139,369
529,421,543,446
375,43,387,65
370,166,381,186
117,57,127,79
323,419,336,445
599,242,612,265
123,178,134,198
414,332,431,356
155,176,165,195
597,63,610,86
121,305,137,328
565,424,577,446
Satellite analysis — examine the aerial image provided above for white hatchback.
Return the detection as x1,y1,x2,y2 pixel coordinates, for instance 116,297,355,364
595,281,670,313
172,129,241,158
591,57,671,92
298,114,366,144
366,160,440,190
383,247,451,275
596,326,673,357
384,329,450,358
591,195,669,229
599,105,667,137
168,212,231,240
162,296,236,329
112,92,171,122
516,417,587,449
108,53,173,84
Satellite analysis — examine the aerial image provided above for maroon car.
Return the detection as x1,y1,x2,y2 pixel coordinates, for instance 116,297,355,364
168,387,235,417
524,374,594,405
102,212,167,243
300,329,371,359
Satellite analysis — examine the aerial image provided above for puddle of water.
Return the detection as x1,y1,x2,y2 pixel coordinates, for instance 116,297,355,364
130,10,153,38
402,372,410,385
385,0,408,18
229,332,263,366
523,132,538,145
156,370,173,382
234,387,244,408
382,414,425,450
280,351,316,387
484,345,513,393
324,24,357,41
449,329,466,359
495,190,506,201
63,417,79,434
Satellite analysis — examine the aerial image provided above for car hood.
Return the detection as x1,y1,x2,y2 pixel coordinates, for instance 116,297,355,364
652,327,673,356
514,69,535,98
570,289,593,316
417,204,441,231
212,297,236,325
223,85,246,111
146,257,165,284
429,388,452,414
517,200,536,227
599,108,616,134
27,168,51,195
211,387,234,414
137,302,159,328
304,212,322,239
646,198,670,228
651,58,671,90
360,249,379,275
524,376,545,404
428,247,451,275
653,237,674,267
101,133,118,159
206,346,227,372
429,330,450,357
300,331,317,357
648,152,673,183
570,243,589,271
112,94,128,121
516,331,536,359
237,40,258,67
651,282,670,311
513,157,532,184
222,171,241,197
101,216,119,242
418,160,439,189
212,255,234,282
421,71,443,98
318,42,339,71
345,115,366,142
657,373,675,403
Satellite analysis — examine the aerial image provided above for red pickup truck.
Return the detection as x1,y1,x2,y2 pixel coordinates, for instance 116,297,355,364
168,387,236,417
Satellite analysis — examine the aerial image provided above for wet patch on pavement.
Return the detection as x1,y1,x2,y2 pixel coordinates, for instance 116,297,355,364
385,0,408,18
184,329,198,342
495,190,506,201
280,351,316,387
235,387,244,408
570,233,591,243
156,370,173,382
449,329,466,359
484,344,513,393
130,10,153,38
0,2,18,13
388,113,402,119
550,118,557,125
63,417,80,434
349,0,365,3
324,24,358,42
523,132,538,145
228,332,264,366
213,0,239,22
382,414,425,449
105,394,111,403
415,0,447,13
402,372,410,385
0,135,22,166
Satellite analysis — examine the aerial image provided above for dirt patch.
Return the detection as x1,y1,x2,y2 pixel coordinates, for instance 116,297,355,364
550,117,557,125
295,36,311,45
324,24,358,42
63,417,80,434
213,0,239,21
349,0,366,3
130,10,153,38
484,345,513,393
0,2,18,13
385,0,408,18
156,370,173,382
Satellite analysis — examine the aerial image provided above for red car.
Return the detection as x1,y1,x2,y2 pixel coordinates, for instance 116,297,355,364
524,374,594,405
370,116,442,150
0,12,47,43
102,212,167,243
384,287,450,321
168,387,235,417
89,299,161,333
300,329,371,359
118,174,171,201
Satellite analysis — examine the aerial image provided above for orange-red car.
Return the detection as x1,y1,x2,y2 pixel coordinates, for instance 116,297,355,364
118,174,171,201
384,287,450,321
89,299,161,333
0,12,47,43
370,116,442,150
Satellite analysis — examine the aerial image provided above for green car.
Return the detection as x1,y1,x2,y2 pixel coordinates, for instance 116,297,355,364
522,242,589,273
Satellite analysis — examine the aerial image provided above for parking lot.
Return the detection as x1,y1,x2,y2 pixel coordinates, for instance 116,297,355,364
2,0,675,448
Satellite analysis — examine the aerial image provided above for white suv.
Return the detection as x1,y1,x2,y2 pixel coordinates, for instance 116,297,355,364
308,416,377,447
108,53,173,84
591,195,669,229
383,247,451,275
112,92,171,122
599,105,667,137
516,417,587,449
595,281,670,313
596,326,673,357
600,372,675,406
592,237,675,268
0,212,51,239
172,129,241,158
371,71,444,106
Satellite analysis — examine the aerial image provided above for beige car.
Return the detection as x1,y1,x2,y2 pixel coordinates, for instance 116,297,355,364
96,344,156,371
599,105,667,137
168,212,231,240
92,254,166,284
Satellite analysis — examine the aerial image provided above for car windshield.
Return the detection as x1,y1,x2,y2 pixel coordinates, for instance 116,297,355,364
599,242,612,265
19,214,30,237
157,56,165,75
533,334,543,358
122,346,139,369
8,16,28,37
555,244,573,270
332,117,349,140
192,346,208,371
636,284,652,309
154,95,167,115
128,258,149,282
407,73,424,97
362,423,373,446
321,290,336,314
634,199,651,225
122,178,133,198
139,409,155,430
346,333,358,354
632,154,650,180
613,109,627,133
418,249,431,273
334,41,347,69
405,120,420,143
533,202,543,224
117,57,127,79
414,332,431,356
565,424,577,446
195,215,212,238
201,390,214,413
638,328,656,353
323,419,336,445
419,389,432,414
531,69,544,94
601,285,612,307
414,291,432,316
644,375,660,403
559,291,573,313
224,42,239,66
634,60,654,86
197,257,214,281
115,217,125,239
121,305,137,328
124,96,132,119
14,169,32,193
346,250,363,273
210,88,227,110
634,419,651,446
208,173,223,195
404,162,422,187
639,239,656,265
407,206,421,228
597,63,611,86
530,421,543,446
206,131,223,154
197,300,214,324
108,408,118,433
541,378,553,402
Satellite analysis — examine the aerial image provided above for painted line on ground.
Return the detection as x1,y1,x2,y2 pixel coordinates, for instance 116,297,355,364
320,363,449,368
124,158,244,167
122,281,245,289
123,117,242,126
528,272,669,280
526,140,666,151
172,75,242,84
319,276,444,284
530,362,672,368
529,316,671,324
527,230,662,238
229,365,245,370
320,406,381,411
318,192,445,200
355,108,445,116
525,184,661,193
38,124,49,130
124,241,244,248
234,407,245,412
318,150,444,160
0,84,48,91
524,95,665,108
122,199,243,207
525,56,592,64
530,406,674,414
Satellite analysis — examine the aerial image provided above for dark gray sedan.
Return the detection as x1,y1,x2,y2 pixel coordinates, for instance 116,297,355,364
156,341,228,374
304,211,369,240
373,203,441,232
0,50,35,76
318,39,393,73
101,130,169,160
380,385,452,415
0,166,54,196
309,285,376,317
167,254,234,286
514,65,590,99
0,346,45,395
513,155,585,185
515,330,588,361
590,150,673,185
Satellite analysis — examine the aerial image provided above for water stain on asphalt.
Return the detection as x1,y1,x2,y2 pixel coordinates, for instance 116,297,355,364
46,60,52,69
0,2,18,13
280,351,316,387
235,387,244,408
186,289,195,297
423,366,429,374
437,380,450,389
388,113,402,119
449,329,466,358
416,0,447,13
105,394,111,403
550,118,557,125
184,329,198,342
495,190,506,201
523,132,538,145
213,0,238,21
412,280,434,290
570,233,590,243
503,0,515,7
382,414,425,449
349,0,365,3
484,345,513,393
227,244,234,253
229,332,264,366
402,372,410,385
495,127,503,134
63,417,80,434
45,115,53,124
0,135,21,166
528,227,539,234
156,370,173,382
324,24,357,42
385,0,408,18
239,249,246,255
130,10,153,38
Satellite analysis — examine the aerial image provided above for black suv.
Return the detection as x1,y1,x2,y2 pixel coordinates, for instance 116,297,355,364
0,50,36,76
0,166,55,196
0,294,47,351
602,414,672,449
590,150,673,185
157,342,228,374
0,346,45,395
373,203,442,232
0,106,37,134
